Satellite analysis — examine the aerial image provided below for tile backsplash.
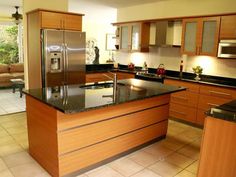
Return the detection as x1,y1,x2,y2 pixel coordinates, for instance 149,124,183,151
115,47,236,78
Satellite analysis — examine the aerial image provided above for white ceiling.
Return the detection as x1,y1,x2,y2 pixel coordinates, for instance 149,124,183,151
76,0,165,8
0,0,165,18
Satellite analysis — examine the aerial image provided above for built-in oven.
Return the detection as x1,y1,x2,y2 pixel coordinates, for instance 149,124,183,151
218,40,236,58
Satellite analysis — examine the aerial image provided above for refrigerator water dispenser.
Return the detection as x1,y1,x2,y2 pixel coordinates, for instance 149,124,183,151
50,52,62,73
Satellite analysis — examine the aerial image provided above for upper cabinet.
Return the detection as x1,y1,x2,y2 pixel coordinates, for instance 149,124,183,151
29,9,83,31
118,22,150,52
181,17,220,56
220,15,236,39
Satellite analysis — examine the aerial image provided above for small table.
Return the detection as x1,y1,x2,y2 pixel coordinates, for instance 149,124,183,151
10,79,25,98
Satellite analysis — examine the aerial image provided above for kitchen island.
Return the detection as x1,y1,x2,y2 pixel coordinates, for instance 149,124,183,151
24,79,185,177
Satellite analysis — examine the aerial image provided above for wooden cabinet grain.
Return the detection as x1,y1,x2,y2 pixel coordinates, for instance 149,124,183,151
220,15,236,39
181,17,220,56
86,72,135,83
165,78,236,126
41,10,83,30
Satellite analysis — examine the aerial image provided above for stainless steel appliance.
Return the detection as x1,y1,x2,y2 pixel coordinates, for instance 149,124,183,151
41,29,86,87
135,72,164,83
218,40,236,58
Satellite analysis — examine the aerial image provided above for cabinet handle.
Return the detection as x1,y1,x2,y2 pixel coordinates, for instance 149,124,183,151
172,96,188,101
207,103,219,107
170,109,186,115
209,90,231,97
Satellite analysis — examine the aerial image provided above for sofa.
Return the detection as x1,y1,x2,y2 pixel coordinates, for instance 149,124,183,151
0,63,24,87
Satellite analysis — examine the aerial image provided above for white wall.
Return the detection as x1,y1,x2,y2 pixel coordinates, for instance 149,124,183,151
115,47,236,78
69,0,117,64
117,0,236,22
116,0,236,78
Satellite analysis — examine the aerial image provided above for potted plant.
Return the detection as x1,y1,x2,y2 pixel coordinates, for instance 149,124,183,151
192,66,203,81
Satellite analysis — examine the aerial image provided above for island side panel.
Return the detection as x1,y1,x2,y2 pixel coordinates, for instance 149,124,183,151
197,116,236,177
26,95,60,177
57,95,170,176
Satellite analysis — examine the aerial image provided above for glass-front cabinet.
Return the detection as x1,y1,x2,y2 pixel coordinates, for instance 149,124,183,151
181,17,220,56
118,22,149,52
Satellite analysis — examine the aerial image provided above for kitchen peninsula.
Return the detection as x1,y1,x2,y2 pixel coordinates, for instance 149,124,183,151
24,79,184,177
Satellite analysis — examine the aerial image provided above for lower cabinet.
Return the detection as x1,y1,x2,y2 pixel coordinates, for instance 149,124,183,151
165,78,236,126
86,71,135,83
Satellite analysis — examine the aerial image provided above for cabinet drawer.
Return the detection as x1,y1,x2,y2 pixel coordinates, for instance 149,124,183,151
171,90,199,108
200,85,236,99
169,103,197,123
198,94,231,111
86,73,110,83
59,121,167,176
58,105,169,154
165,79,199,93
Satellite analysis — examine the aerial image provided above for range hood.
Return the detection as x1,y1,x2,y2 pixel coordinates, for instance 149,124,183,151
149,20,182,47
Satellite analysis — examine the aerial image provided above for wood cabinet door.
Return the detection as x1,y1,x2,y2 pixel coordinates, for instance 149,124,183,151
64,14,82,31
220,15,236,39
181,18,200,56
41,11,64,29
198,17,220,56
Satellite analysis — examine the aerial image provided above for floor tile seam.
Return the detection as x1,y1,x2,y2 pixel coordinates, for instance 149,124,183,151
175,151,199,161
126,154,161,168
106,164,130,177
146,166,164,177
141,147,175,160
4,158,37,171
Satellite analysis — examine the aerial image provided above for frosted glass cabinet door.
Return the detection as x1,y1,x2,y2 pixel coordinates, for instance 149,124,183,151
120,26,129,50
131,25,140,50
183,21,198,54
200,17,220,56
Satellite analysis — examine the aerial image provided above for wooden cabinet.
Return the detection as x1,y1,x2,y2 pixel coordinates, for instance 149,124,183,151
40,10,83,30
27,9,84,89
165,79,199,123
86,72,135,83
197,117,236,177
165,78,236,126
118,22,150,52
181,17,220,56
220,15,236,39
197,84,236,124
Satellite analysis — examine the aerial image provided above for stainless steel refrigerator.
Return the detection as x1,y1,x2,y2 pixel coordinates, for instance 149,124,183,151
41,29,86,88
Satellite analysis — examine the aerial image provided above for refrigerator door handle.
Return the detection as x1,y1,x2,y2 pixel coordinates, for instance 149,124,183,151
62,43,66,85
65,43,69,84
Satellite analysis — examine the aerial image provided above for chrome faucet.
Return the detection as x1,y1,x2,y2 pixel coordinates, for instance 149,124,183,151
102,72,117,102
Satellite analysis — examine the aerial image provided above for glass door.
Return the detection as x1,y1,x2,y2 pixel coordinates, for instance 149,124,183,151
120,25,129,51
199,17,220,56
131,24,140,51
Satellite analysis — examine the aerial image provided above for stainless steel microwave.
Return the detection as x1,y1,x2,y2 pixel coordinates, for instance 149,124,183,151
218,40,236,58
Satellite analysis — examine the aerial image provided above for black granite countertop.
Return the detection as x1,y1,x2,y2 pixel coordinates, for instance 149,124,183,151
207,100,236,123
85,64,236,88
23,79,185,114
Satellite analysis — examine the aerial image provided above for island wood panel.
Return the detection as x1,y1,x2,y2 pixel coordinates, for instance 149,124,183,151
58,105,169,154
26,95,59,177
59,121,168,176
57,94,170,130
169,102,197,123
197,117,236,177
199,84,236,100
170,90,199,108
164,79,199,93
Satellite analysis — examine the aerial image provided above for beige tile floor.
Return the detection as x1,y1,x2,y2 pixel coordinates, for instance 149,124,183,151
0,89,25,115
0,113,202,177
